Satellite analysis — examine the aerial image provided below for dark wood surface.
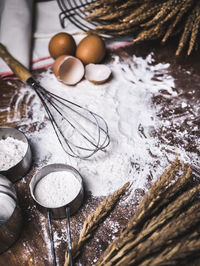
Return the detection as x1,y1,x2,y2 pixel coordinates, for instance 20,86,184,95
0,41,200,265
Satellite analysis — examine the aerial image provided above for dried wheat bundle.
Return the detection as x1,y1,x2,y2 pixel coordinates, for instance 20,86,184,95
84,0,200,55
97,159,200,265
106,184,200,266
114,199,200,265
140,231,200,266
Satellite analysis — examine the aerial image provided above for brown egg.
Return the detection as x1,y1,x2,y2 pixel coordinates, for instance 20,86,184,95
75,35,106,65
53,55,84,85
49,32,76,59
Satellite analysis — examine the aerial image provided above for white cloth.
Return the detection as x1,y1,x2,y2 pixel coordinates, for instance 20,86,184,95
0,0,132,73
0,0,33,72
0,0,85,73
32,0,83,68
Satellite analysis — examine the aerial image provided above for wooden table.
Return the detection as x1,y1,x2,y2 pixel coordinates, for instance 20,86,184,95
0,41,199,265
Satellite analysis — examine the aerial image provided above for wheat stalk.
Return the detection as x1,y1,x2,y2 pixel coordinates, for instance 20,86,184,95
162,0,193,43
115,200,200,265
106,184,200,265
153,164,192,212
187,3,200,55
94,4,161,32
176,4,196,55
85,0,125,12
64,182,130,266
140,231,200,266
90,2,138,22
142,0,180,27
84,0,199,55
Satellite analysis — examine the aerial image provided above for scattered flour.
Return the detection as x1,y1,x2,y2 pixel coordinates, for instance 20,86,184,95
8,52,199,197
34,171,81,208
0,137,28,170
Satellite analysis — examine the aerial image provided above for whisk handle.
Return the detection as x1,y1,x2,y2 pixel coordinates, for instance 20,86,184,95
0,43,32,83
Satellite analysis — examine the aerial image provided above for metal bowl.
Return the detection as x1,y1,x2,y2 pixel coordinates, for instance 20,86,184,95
29,164,84,219
0,174,16,199
0,127,32,182
0,174,23,254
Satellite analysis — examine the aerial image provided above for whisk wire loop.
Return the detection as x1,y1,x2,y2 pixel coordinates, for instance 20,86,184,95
27,78,110,159
47,96,100,148
39,86,108,149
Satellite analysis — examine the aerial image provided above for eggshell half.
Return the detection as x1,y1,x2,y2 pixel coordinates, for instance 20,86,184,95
85,64,111,84
53,55,85,85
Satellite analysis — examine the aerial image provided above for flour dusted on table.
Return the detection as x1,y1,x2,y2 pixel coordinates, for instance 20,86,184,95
34,171,81,208
0,137,28,171
29,53,179,197
7,52,199,197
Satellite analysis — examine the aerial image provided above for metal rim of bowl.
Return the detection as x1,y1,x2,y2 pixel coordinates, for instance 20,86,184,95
0,174,17,227
0,186,17,202
29,163,84,219
0,174,17,200
0,192,17,226
0,200,22,254
0,171,22,255
0,127,32,182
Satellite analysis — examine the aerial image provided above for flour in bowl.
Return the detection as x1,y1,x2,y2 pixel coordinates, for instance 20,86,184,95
0,137,28,171
34,171,81,208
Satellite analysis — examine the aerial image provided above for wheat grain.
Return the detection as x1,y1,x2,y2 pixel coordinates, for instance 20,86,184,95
140,231,200,265
64,182,130,266
188,4,200,55
84,0,199,55
176,7,195,55
116,201,200,265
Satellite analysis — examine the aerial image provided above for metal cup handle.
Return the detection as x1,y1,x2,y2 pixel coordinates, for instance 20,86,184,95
47,207,73,266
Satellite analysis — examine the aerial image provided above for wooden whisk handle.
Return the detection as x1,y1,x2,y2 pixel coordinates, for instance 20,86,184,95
0,43,32,83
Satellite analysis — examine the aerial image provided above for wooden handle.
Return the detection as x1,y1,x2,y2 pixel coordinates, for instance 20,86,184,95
0,43,32,83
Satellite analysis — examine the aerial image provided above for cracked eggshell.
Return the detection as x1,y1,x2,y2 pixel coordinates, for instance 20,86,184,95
85,64,111,84
53,55,85,85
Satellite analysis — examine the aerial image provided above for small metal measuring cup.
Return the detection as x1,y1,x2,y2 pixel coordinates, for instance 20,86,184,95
29,164,84,266
0,174,23,254
0,127,32,182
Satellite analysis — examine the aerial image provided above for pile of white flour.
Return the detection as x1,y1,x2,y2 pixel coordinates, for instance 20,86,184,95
0,137,28,171
34,171,81,208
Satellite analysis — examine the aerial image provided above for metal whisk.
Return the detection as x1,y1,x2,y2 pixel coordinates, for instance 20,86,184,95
0,43,110,159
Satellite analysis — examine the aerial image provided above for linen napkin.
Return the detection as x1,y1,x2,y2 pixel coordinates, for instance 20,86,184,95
0,0,33,73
